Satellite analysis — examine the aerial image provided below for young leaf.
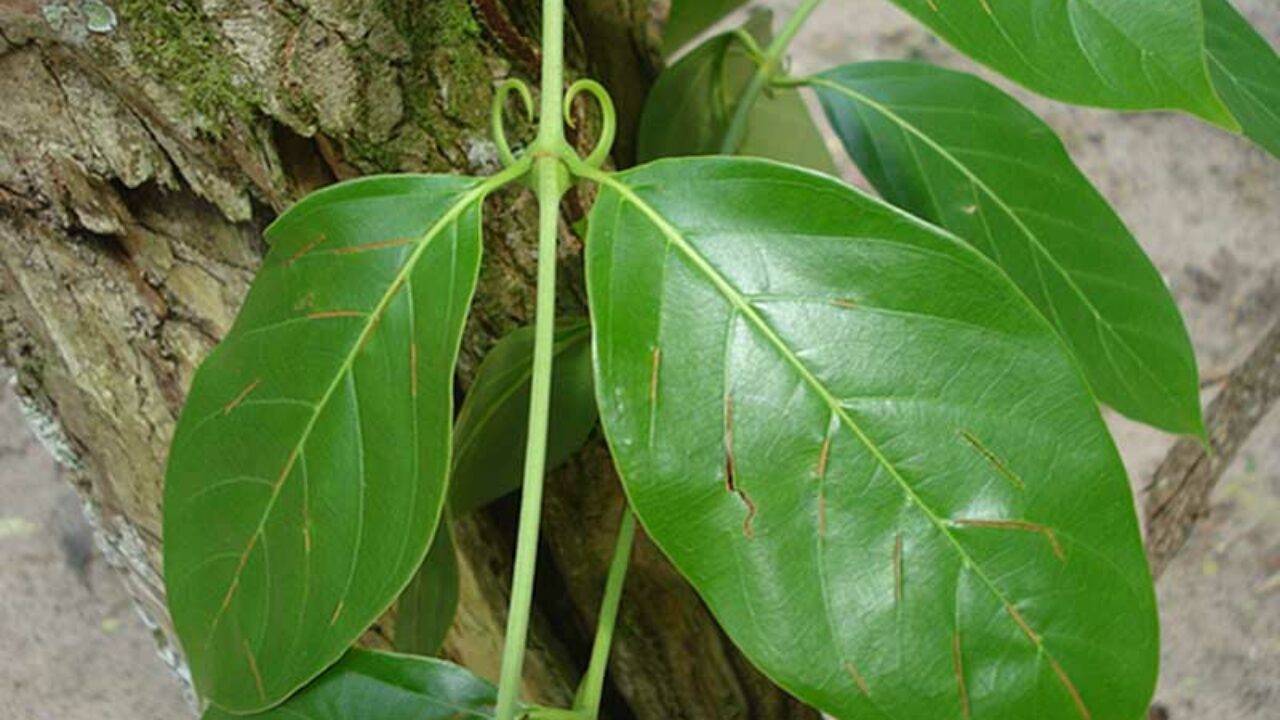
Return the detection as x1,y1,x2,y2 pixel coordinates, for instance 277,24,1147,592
395,518,459,657
885,0,1235,127
586,158,1158,719
449,318,597,515
638,13,837,174
662,0,750,55
811,61,1204,436
1202,0,1280,159
164,174,490,712
200,649,499,720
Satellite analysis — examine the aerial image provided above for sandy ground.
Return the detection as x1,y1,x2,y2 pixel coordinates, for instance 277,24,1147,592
1,1,1277,718
0,374,190,719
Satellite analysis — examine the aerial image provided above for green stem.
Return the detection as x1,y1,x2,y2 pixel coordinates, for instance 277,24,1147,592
574,510,638,717
718,0,825,155
493,1,568,718
536,0,566,148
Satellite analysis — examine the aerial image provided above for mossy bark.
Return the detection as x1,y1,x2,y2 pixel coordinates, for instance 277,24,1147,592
0,1,816,717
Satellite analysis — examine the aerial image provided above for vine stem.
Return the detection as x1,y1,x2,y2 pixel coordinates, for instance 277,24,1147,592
574,510,638,717
493,0,568,717
718,0,825,155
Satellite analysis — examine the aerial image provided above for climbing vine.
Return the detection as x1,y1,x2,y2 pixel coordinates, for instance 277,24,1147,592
164,0,1279,718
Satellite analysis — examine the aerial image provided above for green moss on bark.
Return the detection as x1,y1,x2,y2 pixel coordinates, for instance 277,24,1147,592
118,0,255,131
344,0,494,171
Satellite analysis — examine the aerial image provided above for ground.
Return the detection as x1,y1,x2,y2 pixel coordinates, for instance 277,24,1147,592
1,1,1277,718
0,372,190,718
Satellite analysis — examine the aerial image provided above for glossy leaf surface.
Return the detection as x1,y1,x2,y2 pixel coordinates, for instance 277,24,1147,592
395,518,459,656
638,15,837,174
449,319,597,515
663,0,749,55
587,158,1158,719
165,175,487,712
812,62,1203,436
201,649,498,720
1202,0,1280,159
885,0,1234,126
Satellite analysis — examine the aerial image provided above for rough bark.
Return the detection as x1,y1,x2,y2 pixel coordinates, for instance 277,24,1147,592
0,1,815,717
1145,321,1280,579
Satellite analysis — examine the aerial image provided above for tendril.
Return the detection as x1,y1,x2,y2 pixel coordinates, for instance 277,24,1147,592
492,78,536,168
729,28,766,64
563,79,616,169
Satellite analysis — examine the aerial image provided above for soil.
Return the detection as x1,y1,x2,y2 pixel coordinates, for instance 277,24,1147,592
0,1,1276,718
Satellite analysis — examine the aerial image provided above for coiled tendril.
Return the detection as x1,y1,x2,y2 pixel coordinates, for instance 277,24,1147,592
491,78,536,168
563,79,616,169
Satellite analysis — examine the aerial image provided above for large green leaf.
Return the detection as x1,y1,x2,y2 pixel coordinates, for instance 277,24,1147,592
201,649,498,720
164,174,489,712
449,319,597,515
395,517,459,657
1202,0,1280,159
663,0,750,55
638,14,837,174
586,157,1158,719
810,61,1203,436
885,0,1235,127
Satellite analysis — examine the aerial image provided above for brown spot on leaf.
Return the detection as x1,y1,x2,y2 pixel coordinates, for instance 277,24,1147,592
285,235,325,266
243,640,266,701
740,490,757,539
294,292,316,311
331,238,413,255
649,347,661,403
357,311,385,353
1048,655,1091,719
843,660,871,697
223,378,261,416
817,435,832,478
1006,604,1039,644
410,342,419,398
724,394,737,493
954,517,1065,560
308,309,364,320
959,430,1026,491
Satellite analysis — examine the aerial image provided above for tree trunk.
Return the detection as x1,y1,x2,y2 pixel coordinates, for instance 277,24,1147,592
0,1,816,717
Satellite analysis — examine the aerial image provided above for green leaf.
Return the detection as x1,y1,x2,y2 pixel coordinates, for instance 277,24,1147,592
200,649,498,720
164,174,489,712
395,518,459,656
449,318,597,515
638,14,837,175
739,83,840,177
662,0,749,55
811,61,1204,436
885,0,1235,127
586,157,1158,719
1202,0,1280,159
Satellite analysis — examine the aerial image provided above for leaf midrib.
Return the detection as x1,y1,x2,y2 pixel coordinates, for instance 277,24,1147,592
201,171,508,649
812,74,1189,425
595,169,1081,704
